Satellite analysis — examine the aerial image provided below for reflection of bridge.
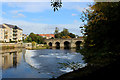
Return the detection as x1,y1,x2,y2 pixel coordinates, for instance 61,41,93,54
44,38,84,49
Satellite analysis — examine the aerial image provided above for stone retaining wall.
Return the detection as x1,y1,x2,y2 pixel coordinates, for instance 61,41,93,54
0,43,25,48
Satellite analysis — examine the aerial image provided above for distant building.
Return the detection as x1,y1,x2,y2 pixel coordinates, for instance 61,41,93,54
0,23,23,42
37,34,55,39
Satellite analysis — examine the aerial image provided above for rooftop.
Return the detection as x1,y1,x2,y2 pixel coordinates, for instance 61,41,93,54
0,25,6,28
37,34,55,37
3,23,23,30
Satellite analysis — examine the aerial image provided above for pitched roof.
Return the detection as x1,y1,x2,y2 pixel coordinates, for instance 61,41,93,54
4,23,23,30
0,24,6,28
38,34,55,37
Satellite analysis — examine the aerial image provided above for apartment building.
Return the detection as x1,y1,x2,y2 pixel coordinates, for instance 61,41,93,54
0,24,23,42
0,25,6,42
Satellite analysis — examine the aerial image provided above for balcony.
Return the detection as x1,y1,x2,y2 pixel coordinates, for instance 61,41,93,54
13,34,17,36
13,29,17,32
13,37,17,40
4,35,8,39
5,31,8,34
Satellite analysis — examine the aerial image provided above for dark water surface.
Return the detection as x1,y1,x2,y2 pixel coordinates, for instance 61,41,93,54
0,49,85,78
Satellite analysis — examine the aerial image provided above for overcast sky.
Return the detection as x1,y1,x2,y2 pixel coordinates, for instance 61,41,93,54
1,1,93,36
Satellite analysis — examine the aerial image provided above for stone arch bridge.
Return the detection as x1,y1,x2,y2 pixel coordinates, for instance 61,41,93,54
44,38,84,49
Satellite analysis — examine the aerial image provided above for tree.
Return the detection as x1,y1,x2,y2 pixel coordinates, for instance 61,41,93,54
24,32,44,44
51,0,62,12
54,27,59,34
54,28,76,39
69,33,76,38
80,2,120,64
54,27,61,38
61,28,69,36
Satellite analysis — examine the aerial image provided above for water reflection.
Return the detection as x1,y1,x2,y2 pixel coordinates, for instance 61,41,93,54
0,48,23,70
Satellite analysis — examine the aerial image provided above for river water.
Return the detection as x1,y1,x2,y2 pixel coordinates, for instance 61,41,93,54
0,48,86,79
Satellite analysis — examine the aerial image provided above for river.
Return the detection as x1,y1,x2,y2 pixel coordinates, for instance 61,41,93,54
0,48,86,79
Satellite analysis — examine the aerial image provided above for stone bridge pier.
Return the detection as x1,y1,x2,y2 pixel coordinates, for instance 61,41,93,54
44,38,83,49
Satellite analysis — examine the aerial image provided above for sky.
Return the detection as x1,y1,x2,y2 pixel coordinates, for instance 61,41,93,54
1,1,93,36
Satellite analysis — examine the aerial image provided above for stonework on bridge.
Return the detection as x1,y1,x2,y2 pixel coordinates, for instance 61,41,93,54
44,38,84,49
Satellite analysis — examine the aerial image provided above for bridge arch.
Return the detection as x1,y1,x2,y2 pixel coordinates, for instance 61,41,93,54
75,41,82,50
55,42,60,49
64,41,71,49
48,42,52,48
44,38,83,49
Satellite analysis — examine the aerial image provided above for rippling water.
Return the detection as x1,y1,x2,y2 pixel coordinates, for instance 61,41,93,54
1,49,86,78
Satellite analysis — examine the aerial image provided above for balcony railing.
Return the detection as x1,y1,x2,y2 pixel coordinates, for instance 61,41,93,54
13,32,17,34
4,35,8,39
13,29,17,32
13,37,17,40
5,31,8,34
13,34,17,36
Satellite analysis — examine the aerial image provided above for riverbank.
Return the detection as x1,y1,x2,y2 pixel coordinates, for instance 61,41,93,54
0,43,25,50
27,46,47,50
26,45,49,50
52,55,120,80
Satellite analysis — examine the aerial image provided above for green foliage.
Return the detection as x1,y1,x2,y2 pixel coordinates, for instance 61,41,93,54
51,0,62,12
44,45,49,49
32,41,36,47
24,32,44,44
54,27,76,38
69,33,76,38
80,2,120,64
54,27,59,34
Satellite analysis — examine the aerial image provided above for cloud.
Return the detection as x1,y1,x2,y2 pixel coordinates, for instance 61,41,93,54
2,0,119,2
2,0,95,2
75,6,86,12
63,2,89,12
74,20,78,23
7,2,90,13
2,12,6,15
7,2,51,13
2,18,83,36
13,13,26,18
10,10,21,14
72,14,77,16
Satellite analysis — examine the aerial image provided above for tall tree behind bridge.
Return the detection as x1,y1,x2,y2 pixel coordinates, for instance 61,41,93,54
54,27,76,38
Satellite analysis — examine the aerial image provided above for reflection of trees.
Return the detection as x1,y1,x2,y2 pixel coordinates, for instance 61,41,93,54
0,49,23,70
